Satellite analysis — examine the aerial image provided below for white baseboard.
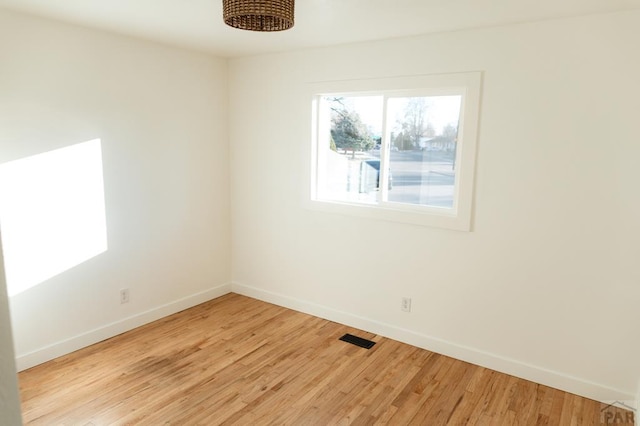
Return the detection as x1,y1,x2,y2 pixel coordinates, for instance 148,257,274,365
15,283,232,371
232,281,635,406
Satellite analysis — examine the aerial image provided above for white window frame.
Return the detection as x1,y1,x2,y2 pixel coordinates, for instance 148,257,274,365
306,72,482,231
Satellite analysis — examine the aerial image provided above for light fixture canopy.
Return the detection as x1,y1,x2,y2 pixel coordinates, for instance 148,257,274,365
223,0,295,32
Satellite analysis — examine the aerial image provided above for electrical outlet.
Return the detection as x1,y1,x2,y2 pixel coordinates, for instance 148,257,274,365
401,297,411,313
120,289,130,304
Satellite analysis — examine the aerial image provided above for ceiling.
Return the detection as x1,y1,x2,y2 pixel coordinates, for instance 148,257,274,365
1,0,640,57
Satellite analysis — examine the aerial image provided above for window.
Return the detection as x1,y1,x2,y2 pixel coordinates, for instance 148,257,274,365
309,73,481,231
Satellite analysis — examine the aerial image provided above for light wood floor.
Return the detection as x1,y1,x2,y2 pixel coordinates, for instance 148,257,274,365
19,293,631,425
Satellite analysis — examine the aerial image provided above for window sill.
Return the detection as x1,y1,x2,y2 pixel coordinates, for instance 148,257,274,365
305,198,472,231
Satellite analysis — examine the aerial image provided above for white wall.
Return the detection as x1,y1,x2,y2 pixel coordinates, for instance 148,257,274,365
0,238,22,424
0,9,231,369
229,11,640,402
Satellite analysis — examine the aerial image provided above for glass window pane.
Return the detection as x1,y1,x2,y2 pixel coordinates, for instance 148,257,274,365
318,95,383,204
385,96,461,209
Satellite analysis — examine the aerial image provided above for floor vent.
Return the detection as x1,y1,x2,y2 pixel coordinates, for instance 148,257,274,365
339,333,376,349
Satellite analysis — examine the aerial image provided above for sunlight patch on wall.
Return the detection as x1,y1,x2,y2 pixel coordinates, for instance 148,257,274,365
0,139,108,297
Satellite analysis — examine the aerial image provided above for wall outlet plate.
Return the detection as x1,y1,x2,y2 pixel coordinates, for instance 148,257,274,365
120,289,130,304
401,297,411,312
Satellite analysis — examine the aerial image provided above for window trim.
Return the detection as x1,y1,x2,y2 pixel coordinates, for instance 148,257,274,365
306,72,482,231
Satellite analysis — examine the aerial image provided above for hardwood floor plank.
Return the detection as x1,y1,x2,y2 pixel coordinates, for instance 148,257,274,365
18,294,628,425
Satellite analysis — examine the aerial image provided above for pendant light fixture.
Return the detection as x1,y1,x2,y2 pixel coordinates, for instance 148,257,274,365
222,0,295,32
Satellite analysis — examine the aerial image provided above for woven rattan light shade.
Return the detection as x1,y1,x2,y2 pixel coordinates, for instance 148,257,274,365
223,0,295,32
